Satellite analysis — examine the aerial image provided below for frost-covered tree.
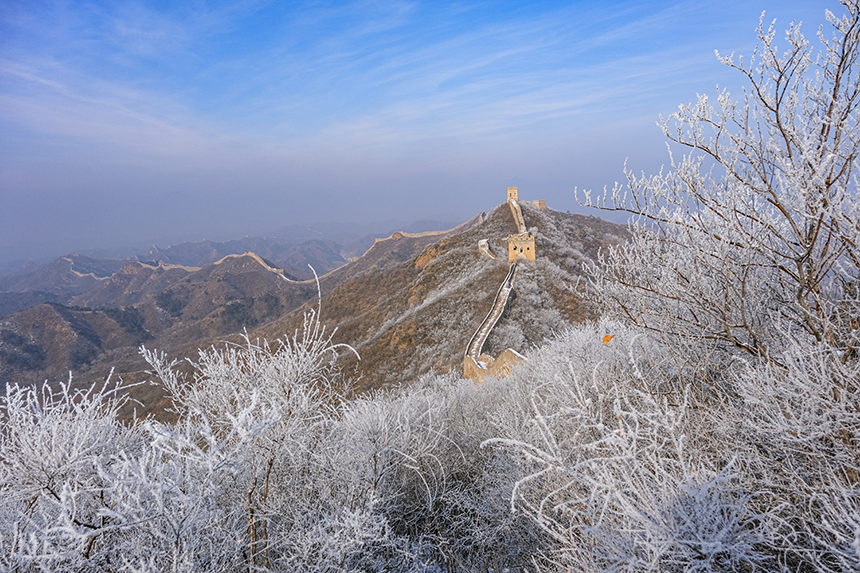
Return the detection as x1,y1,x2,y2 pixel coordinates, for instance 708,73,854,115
580,1,860,362
491,8,860,570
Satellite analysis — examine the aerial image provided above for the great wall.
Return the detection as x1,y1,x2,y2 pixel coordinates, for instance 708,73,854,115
211,186,546,383
463,187,544,381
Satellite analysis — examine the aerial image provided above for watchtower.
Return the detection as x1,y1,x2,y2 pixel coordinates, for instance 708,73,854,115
507,186,518,201
508,233,536,261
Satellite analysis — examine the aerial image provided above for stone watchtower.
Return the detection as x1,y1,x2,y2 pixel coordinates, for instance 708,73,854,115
507,186,518,201
508,233,535,261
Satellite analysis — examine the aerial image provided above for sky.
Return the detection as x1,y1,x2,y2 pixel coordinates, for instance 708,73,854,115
0,0,840,265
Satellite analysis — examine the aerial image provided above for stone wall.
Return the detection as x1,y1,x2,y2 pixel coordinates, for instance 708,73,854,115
478,239,496,259
462,187,546,380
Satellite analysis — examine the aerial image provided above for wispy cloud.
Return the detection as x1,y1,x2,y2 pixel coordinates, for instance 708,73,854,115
2,1,719,148
0,0,840,260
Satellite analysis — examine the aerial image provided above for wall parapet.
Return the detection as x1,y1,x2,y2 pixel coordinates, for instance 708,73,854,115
508,200,528,234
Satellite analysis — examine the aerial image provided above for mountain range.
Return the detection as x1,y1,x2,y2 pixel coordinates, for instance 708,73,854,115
0,203,628,419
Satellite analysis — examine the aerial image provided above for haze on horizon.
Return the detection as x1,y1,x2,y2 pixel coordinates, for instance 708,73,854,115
0,0,833,266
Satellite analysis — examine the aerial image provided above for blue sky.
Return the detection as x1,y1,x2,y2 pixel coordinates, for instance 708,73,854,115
0,0,838,263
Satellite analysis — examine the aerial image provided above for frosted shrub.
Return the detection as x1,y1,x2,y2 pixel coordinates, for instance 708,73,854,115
483,321,771,572
333,373,549,571
479,318,859,571
0,292,424,572
0,375,142,571
730,341,860,572
141,301,352,424
486,321,527,355
138,299,403,571
95,412,263,573
270,506,426,573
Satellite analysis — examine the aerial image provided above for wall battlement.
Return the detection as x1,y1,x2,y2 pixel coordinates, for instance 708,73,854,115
478,239,496,259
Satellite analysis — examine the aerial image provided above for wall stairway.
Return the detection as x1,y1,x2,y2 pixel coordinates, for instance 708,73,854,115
465,261,518,365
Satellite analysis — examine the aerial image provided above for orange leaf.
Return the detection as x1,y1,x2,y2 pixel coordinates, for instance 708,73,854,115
602,334,615,345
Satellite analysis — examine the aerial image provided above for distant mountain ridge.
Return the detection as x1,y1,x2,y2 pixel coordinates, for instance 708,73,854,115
142,238,345,281
0,219,463,291
0,255,130,297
